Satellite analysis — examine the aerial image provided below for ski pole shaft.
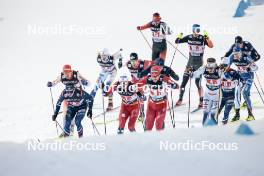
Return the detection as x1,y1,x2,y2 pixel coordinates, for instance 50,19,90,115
55,120,64,132
91,119,100,136
167,100,175,128
139,30,152,50
49,88,59,135
102,95,107,135
254,82,264,105
169,44,178,68
187,76,192,128
167,40,189,60
255,72,264,96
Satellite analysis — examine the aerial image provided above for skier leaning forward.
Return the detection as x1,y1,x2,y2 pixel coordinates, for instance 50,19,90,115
52,87,94,138
105,71,145,134
140,65,179,131
90,48,123,111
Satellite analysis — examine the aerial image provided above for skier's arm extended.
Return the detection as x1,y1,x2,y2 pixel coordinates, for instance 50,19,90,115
84,92,94,110
163,76,179,89
137,22,151,30
49,75,61,87
164,66,179,81
77,72,91,86
113,52,123,68
192,66,205,78
54,91,65,115
224,44,235,57
175,34,189,44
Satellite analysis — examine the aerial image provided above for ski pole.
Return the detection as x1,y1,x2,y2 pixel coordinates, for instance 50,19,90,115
55,120,64,132
101,95,107,135
49,88,59,135
139,30,152,50
91,119,100,136
255,72,264,96
167,40,189,60
167,100,175,128
254,81,264,105
168,43,179,128
187,76,192,128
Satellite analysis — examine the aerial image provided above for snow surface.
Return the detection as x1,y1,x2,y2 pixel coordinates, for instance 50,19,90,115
0,0,264,175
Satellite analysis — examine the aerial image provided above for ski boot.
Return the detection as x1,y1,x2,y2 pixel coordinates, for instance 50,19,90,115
231,109,240,122
129,128,136,132
246,108,255,121
117,127,124,134
78,129,83,138
106,102,113,111
59,132,70,138
198,97,203,108
70,124,74,136
138,110,145,122
175,99,183,106
222,118,228,125
241,101,247,108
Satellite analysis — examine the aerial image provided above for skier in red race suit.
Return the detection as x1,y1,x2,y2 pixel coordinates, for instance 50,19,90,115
140,65,179,131
105,71,145,134
137,12,172,62
126,52,152,120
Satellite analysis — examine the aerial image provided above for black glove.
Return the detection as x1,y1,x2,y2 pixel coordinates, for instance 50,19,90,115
171,82,179,89
246,67,251,72
186,66,193,73
137,26,141,30
87,109,93,119
47,81,52,87
52,114,57,121
118,60,122,69
219,64,225,70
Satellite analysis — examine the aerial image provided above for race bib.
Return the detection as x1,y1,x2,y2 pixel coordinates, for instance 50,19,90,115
189,45,204,56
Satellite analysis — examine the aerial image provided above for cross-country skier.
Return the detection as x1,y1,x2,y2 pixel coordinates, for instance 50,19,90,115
47,64,90,89
47,64,90,136
192,58,222,125
175,24,214,108
137,12,172,61
224,36,260,62
90,48,123,111
141,65,179,131
105,71,145,134
139,58,180,82
229,47,258,122
126,52,152,121
52,87,94,138
217,59,240,124
224,36,261,107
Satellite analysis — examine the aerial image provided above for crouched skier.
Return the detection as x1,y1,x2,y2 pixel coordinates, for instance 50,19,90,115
52,87,93,138
141,65,179,131
105,71,145,134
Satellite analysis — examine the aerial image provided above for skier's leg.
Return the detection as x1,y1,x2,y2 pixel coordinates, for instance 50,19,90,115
202,90,210,125
152,44,160,61
242,79,254,120
127,103,140,132
222,98,234,124
74,106,87,138
155,101,167,130
118,103,129,134
195,76,203,107
159,48,167,62
210,92,219,125
145,101,156,131
105,70,117,110
232,82,242,121
90,71,107,98
177,71,190,104
64,107,76,137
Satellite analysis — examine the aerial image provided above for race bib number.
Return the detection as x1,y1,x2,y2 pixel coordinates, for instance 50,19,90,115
189,45,204,56
237,66,247,73
152,31,165,42
221,80,236,90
